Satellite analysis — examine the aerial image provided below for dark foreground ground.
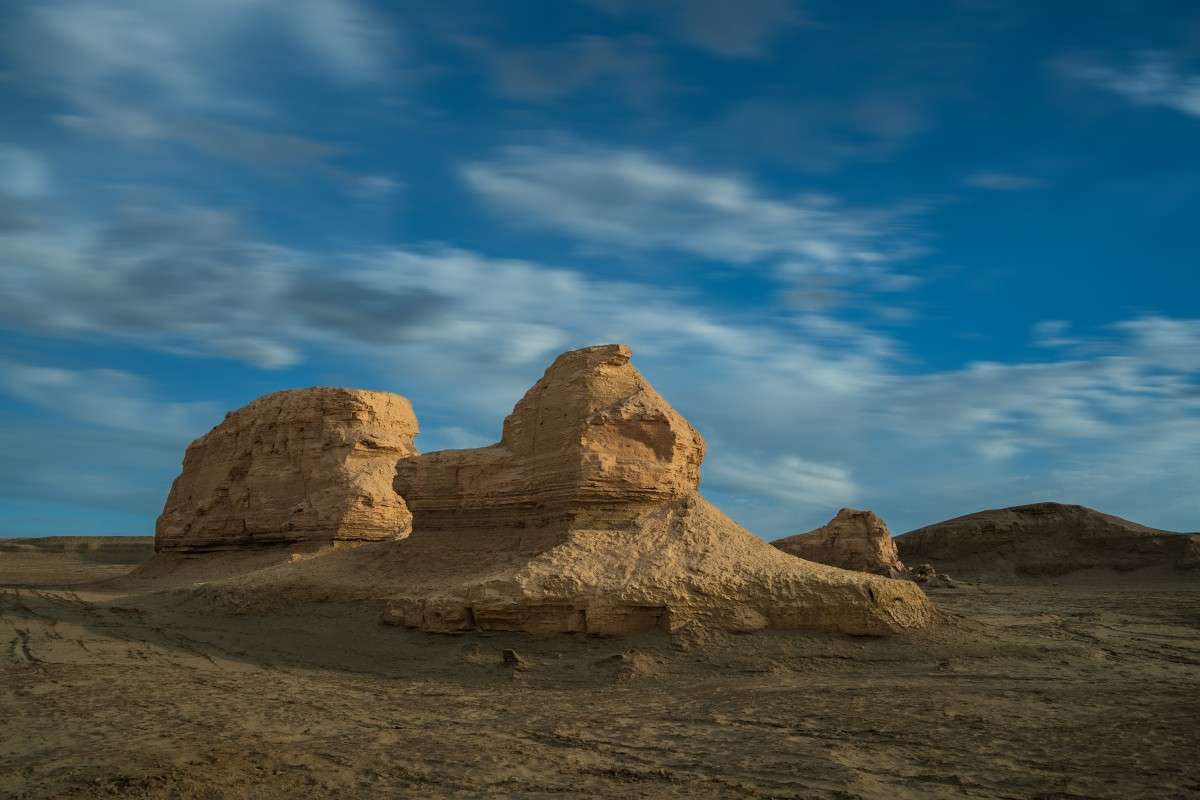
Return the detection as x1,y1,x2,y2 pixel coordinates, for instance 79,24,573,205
1,545,1198,799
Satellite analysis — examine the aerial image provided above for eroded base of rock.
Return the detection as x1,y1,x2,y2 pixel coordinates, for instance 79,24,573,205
375,496,935,636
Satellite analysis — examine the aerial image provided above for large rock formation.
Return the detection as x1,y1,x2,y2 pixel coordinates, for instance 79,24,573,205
156,388,418,553
149,345,936,636
896,502,1200,580
384,345,935,635
772,508,908,578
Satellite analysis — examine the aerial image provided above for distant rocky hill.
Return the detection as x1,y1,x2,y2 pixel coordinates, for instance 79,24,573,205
0,536,155,586
896,503,1199,579
0,536,154,563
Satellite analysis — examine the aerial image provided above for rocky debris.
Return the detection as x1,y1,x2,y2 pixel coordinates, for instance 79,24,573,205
910,563,957,589
595,649,664,680
380,344,935,636
1180,536,1200,570
772,508,908,578
156,388,419,553
502,648,527,670
896,502,1200,580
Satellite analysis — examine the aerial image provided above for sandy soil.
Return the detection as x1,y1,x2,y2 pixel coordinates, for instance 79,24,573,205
1,550,1198,799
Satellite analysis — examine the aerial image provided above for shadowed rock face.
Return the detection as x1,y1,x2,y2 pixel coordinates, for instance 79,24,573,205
896,502,1200,579
156,388,418,553
772,508,908,578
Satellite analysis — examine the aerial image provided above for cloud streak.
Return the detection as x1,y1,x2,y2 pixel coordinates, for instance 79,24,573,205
586,0,806,59
461,143,926,307
1059,50,1200,118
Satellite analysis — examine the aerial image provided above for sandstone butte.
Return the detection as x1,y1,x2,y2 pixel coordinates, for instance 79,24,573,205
156,387,418,552
150,344,936,636
771,508,908,578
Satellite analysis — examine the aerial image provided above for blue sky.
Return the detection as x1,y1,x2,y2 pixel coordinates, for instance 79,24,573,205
0,0,1197,538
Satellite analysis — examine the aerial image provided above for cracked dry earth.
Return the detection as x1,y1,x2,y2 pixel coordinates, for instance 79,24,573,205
2,558,1199,799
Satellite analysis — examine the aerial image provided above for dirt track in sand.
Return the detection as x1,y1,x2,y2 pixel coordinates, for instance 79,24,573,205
1,551,1198,799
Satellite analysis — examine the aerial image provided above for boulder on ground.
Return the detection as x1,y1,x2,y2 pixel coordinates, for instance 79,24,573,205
772,508,908,578
910,563,957,589
156,388,418,553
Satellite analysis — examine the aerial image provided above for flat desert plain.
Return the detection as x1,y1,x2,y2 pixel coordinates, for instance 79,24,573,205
1,542,1198,800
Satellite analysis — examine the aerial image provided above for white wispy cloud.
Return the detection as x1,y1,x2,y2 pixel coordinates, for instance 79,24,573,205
586,0,806,59
0,146,51,197
704,454,858,508
460,143,925,307
455,34,663,104
4,0,395,175
1058,50,1200,118
16,0,391,108
0,145,51,232
0,363,220,441
964,171,1048,191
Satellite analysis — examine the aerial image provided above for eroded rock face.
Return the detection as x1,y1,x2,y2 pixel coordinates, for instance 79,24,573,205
385,345,935,636
393,344,704,528
156,388,418,552
772,508,908,578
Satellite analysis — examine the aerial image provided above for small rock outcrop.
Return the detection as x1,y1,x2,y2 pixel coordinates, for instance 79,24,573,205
896,502,1200,580
910,563,957,589
156,388,418,552
772,508,908,578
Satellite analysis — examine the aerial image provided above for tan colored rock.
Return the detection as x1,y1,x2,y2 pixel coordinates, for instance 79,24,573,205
382,345,935,636
772,508,908,578
394,344,704,528
155,388,418,553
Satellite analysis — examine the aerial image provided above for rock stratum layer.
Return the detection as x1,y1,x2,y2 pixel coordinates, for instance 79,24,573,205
772,508,908,578
896,502,1200,579
150,345,935,636
393,345,704,530
156,388,418,553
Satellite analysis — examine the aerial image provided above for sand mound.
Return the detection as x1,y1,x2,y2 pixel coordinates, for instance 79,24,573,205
772,508,907,578
896,502,1200,580
143,345,935,635
156,387,418,552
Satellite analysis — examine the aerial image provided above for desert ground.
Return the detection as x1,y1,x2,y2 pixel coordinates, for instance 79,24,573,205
2,541,1197,800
